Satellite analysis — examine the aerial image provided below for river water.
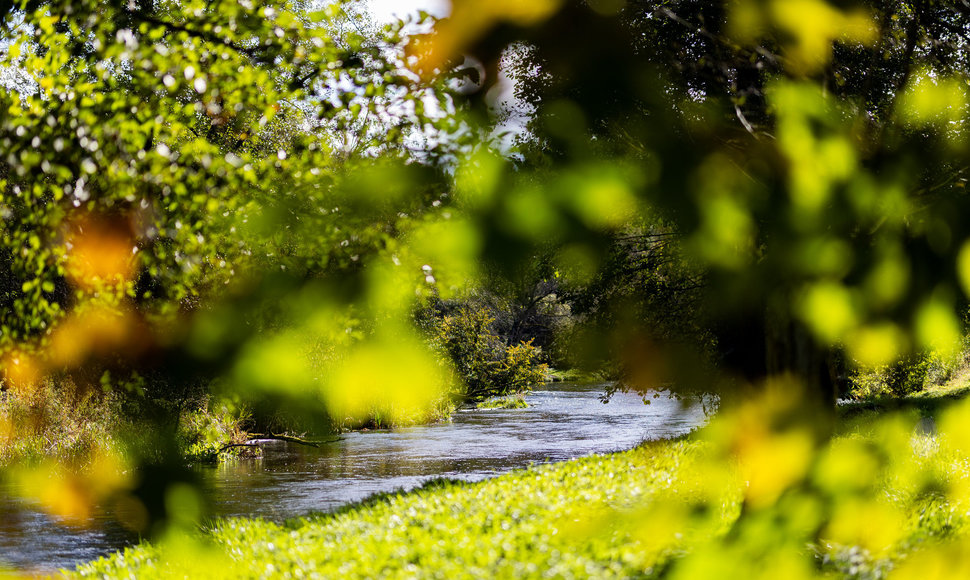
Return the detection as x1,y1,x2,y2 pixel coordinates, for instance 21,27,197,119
0,383,706,573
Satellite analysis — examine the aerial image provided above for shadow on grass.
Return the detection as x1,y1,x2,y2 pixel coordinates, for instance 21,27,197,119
839,384,970,422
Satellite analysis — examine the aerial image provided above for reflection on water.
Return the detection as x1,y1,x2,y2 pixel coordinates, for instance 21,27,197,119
0,383,706,572
0,497,137,574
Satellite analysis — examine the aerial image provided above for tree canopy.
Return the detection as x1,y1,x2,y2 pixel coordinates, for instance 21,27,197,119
0,0,466,409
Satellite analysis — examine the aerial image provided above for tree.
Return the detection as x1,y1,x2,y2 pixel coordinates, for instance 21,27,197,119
0,0,463,382
0,0,477,530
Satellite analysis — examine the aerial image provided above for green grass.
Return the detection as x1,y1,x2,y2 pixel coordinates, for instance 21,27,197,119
475,394,529,409
73,441,726,579
543,368,600,383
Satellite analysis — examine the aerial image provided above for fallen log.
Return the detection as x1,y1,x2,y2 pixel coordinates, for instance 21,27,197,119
243,433,342,447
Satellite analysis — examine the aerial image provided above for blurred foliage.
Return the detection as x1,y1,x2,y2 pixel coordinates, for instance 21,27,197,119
480,0,970,411
0,0,472,530
4,0,970,565
555,224,715,383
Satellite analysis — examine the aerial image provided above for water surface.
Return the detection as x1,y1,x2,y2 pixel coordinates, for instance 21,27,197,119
0,383,706,572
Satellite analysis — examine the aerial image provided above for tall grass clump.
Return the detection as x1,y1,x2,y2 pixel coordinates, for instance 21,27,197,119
0,378,129,467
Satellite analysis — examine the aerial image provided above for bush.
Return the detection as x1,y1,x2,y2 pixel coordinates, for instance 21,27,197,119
178,399,251,462
848,351,954,399
493,340,547,396
422,304,547,400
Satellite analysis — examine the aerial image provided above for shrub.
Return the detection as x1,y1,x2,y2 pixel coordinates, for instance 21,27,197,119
847,351,956,399
422,304,547,400
493,340,547,396
178,399,251,462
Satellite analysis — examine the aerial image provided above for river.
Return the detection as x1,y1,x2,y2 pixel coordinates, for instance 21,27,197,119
0,383,706,573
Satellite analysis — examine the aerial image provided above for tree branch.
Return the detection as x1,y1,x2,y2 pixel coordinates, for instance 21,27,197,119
131,12,264,60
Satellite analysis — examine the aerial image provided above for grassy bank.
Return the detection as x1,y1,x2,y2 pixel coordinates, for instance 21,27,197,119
475,393,529,409
74,440,721,579
68,382,970,579
543,368,601,383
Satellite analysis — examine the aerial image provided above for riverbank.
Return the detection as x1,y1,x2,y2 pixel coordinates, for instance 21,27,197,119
1,383,699,573
67,383,970,579
0,366,585,468
72,440,714,578
0,382,254,468
0,382,455,469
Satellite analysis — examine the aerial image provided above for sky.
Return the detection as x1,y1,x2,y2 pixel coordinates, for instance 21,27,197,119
367,0,450,23
362,0,526,153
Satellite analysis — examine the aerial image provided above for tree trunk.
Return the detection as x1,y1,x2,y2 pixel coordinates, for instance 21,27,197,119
715,302,840,432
